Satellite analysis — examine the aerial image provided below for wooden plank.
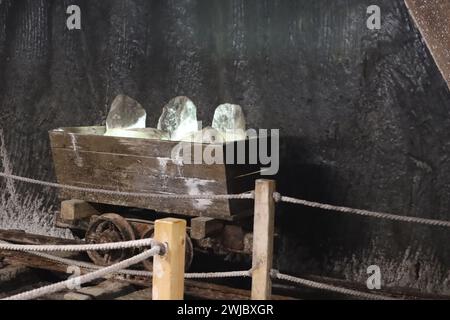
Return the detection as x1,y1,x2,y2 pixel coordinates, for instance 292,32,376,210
49,129,260,218
60,199,99,221
190,217,223,240
56,188,234,219
0,265,29,283
49,131,182,158
51,148,234,218
53,149,227,194
63,292,93,300
53,147,227,181
251,179,276,300
76,280,135,299
0,229,82,245
50,129,261,161
116,288,152,300
152,218,186,300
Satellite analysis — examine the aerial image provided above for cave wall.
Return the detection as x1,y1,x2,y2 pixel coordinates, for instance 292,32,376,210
0,0,450,293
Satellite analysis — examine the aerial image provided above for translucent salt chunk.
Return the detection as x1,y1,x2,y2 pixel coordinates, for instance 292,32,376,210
106,95,146,131
104,128,169,140
212,103,246,141
180,126,225,144
157,96,199,141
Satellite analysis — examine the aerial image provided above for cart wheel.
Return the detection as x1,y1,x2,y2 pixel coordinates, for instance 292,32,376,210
140,225,193,271
85,213,136,266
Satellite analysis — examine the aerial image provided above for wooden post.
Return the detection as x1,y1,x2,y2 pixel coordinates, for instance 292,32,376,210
251,179,276,300
152,218,186,300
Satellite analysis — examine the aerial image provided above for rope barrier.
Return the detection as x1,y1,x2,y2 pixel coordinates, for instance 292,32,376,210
26,250,252,279
0,172,254,200
0,238,251,279
2,246,161,300
0,238,164,253
30,251,153,277
1,172,447,299
2,172,449,228
270,270,396,300
0,239,394,300
278,194,450,228
185,270,252,279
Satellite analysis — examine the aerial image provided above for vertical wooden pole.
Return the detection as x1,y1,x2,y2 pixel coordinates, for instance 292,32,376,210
152,218,186,300
251,179,276,300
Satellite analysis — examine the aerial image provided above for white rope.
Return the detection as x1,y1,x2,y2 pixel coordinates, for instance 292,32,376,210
0,238,161,252
271,270,396,300
25,251,252,279
185,270,251,279
0,172,254,200
2,246,161,300
30,251,153,277
277,194,450,228
12,245,251,279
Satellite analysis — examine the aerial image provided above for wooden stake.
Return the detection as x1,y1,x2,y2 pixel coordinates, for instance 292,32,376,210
251,179,276,300
152,218,186,300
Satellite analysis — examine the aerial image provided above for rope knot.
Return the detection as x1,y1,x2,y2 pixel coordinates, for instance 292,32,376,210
273,192,282,202
270,269,280,278
153,241,167,256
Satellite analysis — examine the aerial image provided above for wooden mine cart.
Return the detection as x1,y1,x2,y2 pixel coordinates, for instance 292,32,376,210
49,126,262,269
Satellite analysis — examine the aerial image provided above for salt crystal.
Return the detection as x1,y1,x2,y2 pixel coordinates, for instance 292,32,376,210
212,103,246,141
157,96,199,141
106,94,146,131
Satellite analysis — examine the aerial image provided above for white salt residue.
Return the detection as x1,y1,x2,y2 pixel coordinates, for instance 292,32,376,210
157,157,168,173
69,133,83,167
184,178,214,210
0,130,72,238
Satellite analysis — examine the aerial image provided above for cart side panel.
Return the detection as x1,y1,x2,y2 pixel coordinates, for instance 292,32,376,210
50,130,258,219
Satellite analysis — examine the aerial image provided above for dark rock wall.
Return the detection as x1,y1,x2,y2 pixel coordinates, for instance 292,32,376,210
0,0,449,293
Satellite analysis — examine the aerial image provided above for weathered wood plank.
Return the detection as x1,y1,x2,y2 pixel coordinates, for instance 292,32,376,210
152,218,186,300
251,179,276,300
60,199,99,221
0,265,30,283
76,280,135,299
49,129,259,218
116,287,152,300
0,229,82,245
190,217,223,240
53,147,227,181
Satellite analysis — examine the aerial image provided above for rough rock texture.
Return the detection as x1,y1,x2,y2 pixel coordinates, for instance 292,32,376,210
0,0,450,293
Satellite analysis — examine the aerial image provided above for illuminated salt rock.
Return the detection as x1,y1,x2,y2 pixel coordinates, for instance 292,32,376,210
157,96,199,141
104,128,169,140
212,103,246,141
106,95,146,131
180,126,224,144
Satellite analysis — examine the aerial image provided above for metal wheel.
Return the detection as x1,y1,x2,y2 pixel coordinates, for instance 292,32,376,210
140,225,193,271
85,213,136,266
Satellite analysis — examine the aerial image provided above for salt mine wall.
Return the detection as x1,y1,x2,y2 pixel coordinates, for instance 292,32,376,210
0,0,449,293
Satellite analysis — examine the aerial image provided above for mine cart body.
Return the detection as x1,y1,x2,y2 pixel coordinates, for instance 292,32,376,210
49,126,259,221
